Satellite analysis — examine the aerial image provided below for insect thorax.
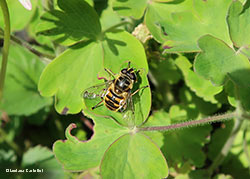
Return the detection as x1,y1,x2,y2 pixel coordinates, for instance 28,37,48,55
114,74,134,94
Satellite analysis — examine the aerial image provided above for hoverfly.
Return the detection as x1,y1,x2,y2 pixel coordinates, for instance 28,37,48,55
82,62,148,120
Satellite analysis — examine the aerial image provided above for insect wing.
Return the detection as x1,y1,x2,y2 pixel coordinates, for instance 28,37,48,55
82,81,112,99
122,94,135,127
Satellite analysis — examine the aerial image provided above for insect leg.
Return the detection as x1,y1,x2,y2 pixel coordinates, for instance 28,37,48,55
104,68,116,78
91,100,104,110
131,85,149,96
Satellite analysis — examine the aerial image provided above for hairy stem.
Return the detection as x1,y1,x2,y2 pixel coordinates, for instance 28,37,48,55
138,112,236,132
0,0,10,101
0,28,55,61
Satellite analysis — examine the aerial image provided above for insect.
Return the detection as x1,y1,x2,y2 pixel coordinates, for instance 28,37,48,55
82,62,148,114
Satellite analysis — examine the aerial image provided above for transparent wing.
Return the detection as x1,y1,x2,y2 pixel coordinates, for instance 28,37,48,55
82,80,113,99
121,93,135,127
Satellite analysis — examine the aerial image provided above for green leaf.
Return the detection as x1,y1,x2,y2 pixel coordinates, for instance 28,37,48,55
21,146,65,179
194,35,250,86
207,120,234,161
228,0,250,58
145,0,232,52
99,1,121,31
53,117,129,171
149,58,181,85
142,110,170,148
36,0,102,46
3,116,24,142
38,41,103,114
27,1,55,55
0,148,17,176
38,30,150,123
145,109,212,167
179,87,221,115
189,170,211,179
175,55,223,103
221,129,250,178
163,125,211,167
0,44,52,116
100,133,168,179
112,0,148,19
0,0,37,31
213,174,233,179
26,107,50,126
194,35,250,110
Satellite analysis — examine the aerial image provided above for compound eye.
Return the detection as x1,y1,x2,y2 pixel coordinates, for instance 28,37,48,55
121,69,127,74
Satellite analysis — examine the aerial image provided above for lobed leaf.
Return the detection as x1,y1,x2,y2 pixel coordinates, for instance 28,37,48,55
38,30,151,123
194,35,250,110
228,0,250,58
53,117,129,171
36,0,101,46
38,40,103,114
99,2,121,31
175,55,222,104
145,0,232,52
0,44,52,116
100,133,168,179
112,0,148,19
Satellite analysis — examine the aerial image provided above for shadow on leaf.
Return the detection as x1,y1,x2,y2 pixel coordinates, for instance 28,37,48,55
106,38,126,56
36,0,101,44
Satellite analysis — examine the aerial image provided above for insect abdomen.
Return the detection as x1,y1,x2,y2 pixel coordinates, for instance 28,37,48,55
104,89,124,111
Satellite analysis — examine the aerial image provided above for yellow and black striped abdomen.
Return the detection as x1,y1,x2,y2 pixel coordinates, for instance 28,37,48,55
104,87,125,111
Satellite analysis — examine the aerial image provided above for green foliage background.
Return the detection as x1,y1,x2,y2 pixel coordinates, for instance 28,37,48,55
0,0,250,178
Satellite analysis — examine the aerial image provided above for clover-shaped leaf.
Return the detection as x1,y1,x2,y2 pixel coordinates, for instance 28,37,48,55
112,0,149,19
53,118,129,171
228,0,250,58
38,31,150,123
112,0,175,19
100,133,168,179
36,0,101,46
0,44,52,116
194,35,250,110
145,0,232,52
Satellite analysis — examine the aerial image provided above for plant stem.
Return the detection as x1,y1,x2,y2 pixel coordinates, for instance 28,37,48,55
0,0,10,101
207,117,243,175
0,28,55,61
242,113,250,120
138,112,236,132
